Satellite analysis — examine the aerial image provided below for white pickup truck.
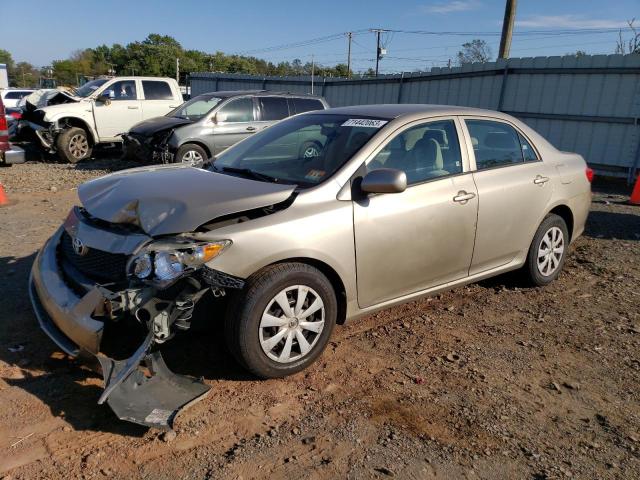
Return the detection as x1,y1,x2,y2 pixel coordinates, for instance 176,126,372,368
23,76,183,163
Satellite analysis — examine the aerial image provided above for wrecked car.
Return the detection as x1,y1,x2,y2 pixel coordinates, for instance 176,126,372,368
122,90,328,164
22,77,182,163
30,104,592,428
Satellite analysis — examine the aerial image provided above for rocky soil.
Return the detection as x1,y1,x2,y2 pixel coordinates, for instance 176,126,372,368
0,158,638,479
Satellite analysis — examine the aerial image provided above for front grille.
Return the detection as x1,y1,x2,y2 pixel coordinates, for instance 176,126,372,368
59,230,128,283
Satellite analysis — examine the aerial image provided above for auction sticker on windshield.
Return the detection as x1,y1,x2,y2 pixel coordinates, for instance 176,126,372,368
341,119,388,128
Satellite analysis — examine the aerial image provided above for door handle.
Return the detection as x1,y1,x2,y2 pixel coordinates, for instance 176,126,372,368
127,106,139,110
533,175,550,185
453,191,476,204
246,126,257,132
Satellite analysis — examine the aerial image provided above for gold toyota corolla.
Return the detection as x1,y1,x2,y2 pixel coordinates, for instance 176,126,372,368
30,104,592,427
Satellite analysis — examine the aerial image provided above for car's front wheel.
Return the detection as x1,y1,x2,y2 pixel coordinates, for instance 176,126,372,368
224,263,337,379
56,127,92,163
523,213,569,286
174,144,208,165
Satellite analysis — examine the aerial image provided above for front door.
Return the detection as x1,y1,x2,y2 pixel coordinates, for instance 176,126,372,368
462,118,554,275
353,118,478,308
210,97,259,155
93,79,142,139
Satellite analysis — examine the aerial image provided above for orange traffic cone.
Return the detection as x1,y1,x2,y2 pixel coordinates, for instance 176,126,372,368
630,175,640,206
0,183,8,206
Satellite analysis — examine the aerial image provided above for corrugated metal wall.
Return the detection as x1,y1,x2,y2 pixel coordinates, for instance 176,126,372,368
190,54,640,179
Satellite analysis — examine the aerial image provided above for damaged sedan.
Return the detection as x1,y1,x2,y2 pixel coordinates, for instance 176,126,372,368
30,105,592,428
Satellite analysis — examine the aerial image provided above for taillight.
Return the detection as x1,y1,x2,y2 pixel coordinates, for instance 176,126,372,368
0,97,9,153
9,111,21,120
585,167,594,183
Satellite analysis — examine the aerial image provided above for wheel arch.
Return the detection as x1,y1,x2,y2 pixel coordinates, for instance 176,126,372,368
57,117,97,145
179,140,212,159
548,204,574,241
266,257,348,325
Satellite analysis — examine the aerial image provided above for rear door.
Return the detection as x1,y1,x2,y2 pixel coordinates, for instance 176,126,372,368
255,96,298,159
93,79,143,139
140,80,181,119
353,117,478,307
210,96,258,154
461,117,554,275
291,97,326,114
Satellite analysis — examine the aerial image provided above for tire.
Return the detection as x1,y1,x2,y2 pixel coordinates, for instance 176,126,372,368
299,140,322,160
121,138,144,162
523,213,569,287
174,144,208,165
56,127,92,163
224,263,337,379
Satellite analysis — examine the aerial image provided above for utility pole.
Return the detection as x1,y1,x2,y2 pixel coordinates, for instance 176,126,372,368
346,32,352,78
311,54,315,94
498,0,517,59
176,57,180,83
370,29,389,77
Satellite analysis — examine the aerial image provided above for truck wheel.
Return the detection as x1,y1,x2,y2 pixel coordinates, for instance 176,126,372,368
224,263,337,379
522,213,569,287
174,144,208,165
56,127,92,163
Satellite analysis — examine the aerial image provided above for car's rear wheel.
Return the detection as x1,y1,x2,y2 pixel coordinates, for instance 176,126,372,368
56,127,92,163
174,144,207,165
224,263,336,379
523,213,569,286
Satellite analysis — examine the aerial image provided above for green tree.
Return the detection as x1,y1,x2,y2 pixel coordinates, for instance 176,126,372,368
457,39,492,65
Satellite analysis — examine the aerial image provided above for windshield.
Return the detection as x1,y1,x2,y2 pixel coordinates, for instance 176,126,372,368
210,114,389,187
75,79,108,98
170,95,222,120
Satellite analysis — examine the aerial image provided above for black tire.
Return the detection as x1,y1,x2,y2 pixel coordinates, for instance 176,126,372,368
121,138,145,162
299,140,322,160
523,213,569,287
56,127,92,163
174,143,208,164
224,263,337,379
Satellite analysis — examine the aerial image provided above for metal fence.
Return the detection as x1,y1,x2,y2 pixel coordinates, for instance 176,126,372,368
190,54,640,180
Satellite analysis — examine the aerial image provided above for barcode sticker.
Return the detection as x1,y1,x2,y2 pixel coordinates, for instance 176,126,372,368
341,119,388,128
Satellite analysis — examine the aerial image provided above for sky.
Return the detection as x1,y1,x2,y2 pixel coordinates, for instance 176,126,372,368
1,0,638,74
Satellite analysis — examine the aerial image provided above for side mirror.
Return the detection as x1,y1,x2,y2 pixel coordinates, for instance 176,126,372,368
96,93,111,105
360,168,407,194
214,112,228,123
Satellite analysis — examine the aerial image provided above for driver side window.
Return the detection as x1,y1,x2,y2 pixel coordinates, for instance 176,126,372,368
102,80,137,101
367,119,463,185
218,98,255,123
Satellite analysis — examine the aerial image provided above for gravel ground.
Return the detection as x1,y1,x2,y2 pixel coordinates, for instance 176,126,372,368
0,156,639,479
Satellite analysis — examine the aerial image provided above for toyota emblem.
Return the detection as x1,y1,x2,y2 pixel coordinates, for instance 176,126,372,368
72,236,89,256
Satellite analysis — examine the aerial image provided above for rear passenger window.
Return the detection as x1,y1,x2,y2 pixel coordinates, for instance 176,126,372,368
142,81,173,100
518,133,539,162
367,119,462,185
292,98,324,114
465,120,524,170
259,97,289,120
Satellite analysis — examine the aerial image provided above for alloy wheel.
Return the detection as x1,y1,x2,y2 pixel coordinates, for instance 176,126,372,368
181,149,203,163
69,134,89,159
259,285,325,363
537,226,565,276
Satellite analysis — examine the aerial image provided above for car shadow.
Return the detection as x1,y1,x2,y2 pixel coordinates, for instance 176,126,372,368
584,210,640,241
0,252,253,435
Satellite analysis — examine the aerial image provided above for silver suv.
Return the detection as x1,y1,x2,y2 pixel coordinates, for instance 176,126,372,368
123,90,329,164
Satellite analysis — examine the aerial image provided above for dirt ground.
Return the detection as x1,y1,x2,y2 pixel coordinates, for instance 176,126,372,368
0,157,639,480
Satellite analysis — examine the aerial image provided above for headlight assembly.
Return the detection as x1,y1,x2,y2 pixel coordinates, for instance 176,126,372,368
131,240,231,285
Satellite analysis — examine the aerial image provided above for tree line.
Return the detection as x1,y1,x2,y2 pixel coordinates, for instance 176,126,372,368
0,34,350,88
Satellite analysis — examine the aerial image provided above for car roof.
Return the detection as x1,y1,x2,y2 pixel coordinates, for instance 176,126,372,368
314,104,507,120
199,90,325,99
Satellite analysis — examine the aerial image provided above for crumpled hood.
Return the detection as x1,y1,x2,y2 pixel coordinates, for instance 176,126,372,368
78,165,297,236
128,116,193,137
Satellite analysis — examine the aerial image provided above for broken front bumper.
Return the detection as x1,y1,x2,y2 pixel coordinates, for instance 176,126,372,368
29,227,211,428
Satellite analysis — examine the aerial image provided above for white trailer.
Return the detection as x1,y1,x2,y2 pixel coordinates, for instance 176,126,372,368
0,64,8,89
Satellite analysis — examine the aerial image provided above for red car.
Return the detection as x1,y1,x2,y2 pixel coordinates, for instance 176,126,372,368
0,96,25,165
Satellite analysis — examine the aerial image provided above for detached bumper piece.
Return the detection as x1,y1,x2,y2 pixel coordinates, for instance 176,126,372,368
97,333,210,429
